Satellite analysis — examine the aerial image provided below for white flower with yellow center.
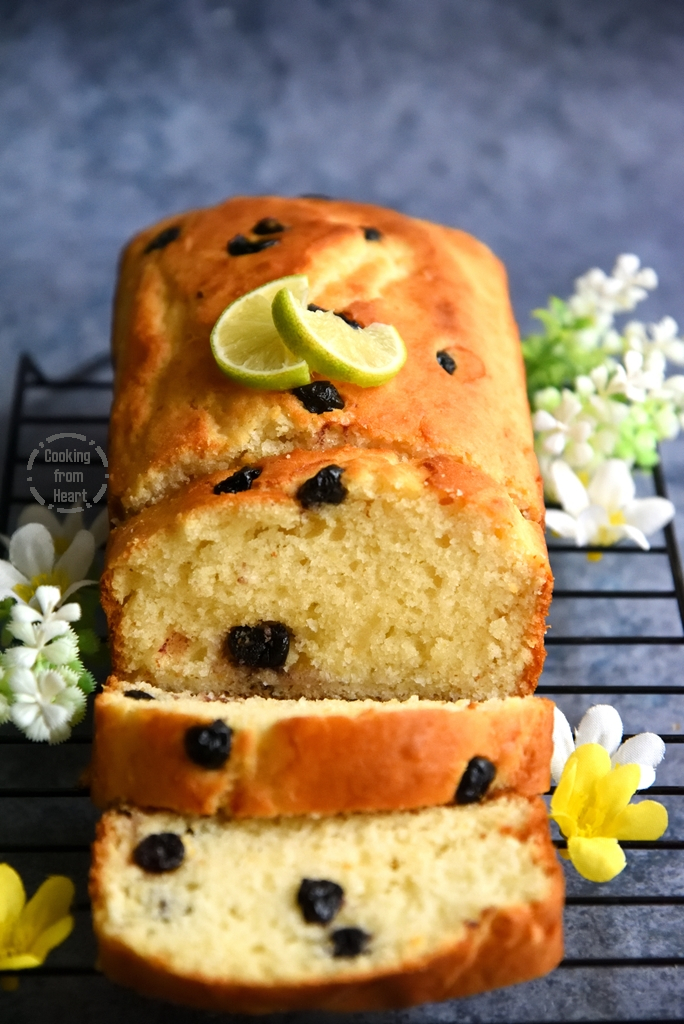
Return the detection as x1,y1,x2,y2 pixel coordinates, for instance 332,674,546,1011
14,504,109,552
0,523,95,607
545,459,674,549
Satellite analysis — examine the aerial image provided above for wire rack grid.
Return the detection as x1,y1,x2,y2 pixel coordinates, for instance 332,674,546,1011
0,354,683,1024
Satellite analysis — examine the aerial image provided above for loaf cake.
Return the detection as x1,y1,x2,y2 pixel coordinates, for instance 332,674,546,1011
109,195,542,523
92,196,561,1012
90,796,564,1014
90,677,553,816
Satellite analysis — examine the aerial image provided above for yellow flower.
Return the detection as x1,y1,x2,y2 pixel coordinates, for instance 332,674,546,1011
0,864,74,970
550,743,668,883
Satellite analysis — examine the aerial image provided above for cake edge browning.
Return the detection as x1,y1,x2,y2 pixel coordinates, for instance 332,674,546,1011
89,798,564,1014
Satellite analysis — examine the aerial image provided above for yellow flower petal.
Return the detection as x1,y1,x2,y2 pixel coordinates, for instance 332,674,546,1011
0,865,26,950
568,836,627,883
604,799,669,841
571,743,613,791
552,743,612,823
592,763,642,826
13,876,74,958
26,915,74,963
550,810,577,839
0,953,41,970
551,755,578,819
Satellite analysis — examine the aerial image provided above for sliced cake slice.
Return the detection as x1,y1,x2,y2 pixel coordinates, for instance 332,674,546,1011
90,797,564,1014
90,677,553,817
102,448,552,702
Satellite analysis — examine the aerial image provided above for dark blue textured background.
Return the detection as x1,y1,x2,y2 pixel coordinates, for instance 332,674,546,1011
2,0,684,406
2,2,684,1022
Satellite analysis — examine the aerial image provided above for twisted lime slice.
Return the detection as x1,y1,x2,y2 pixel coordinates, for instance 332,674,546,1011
271,287,407,388
210,276,310,390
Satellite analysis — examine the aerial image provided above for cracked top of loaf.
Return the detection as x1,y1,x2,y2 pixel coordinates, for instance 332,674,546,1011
110,195,541,520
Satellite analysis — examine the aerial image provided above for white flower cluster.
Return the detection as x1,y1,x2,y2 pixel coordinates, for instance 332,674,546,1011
0,587,86,743
0,509,106,744
527,256,682,550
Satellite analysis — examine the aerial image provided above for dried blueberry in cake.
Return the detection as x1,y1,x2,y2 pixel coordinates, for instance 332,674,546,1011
296,466,347,508
291,380,345,414
227,622,290,669
124,689,155,701
331,927,371,958
213,466,262,495
436,350,457,375
227,234,280,256
363,226,383,241
251,217,286,235
455,757,496,804
297,879,344,924
133,833,185,873
144,225,181,253
184,720,233,769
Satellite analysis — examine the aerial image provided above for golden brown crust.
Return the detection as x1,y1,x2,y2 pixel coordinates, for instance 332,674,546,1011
89,799,564,1014
90,680,553,817
109,195,542,521
100,448,552,699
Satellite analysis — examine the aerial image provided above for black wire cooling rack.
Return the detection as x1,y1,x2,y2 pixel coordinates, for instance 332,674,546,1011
0,354,683,1024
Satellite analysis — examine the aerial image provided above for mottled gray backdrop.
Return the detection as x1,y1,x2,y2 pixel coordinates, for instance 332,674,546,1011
2,1,684,1023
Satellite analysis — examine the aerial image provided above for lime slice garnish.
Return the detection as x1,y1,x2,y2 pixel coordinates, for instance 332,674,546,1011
271,288,407,388
210,276,311,390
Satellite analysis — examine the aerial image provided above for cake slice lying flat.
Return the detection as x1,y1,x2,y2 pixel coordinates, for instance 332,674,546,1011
102,448,552,702
90,677,553,817
90,797,563,1014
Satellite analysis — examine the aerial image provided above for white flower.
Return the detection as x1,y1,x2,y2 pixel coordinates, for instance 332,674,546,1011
569,255,657,325
14,504,109,551
3,586,81,670
532,390,595,467
552,704,665,790
8,665,85,744
624,317,684,367
0,523,95,606
545,459,674,549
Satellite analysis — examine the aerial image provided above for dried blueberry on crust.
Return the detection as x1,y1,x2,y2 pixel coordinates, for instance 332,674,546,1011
436,349,457,375
227,622,290,669
124,689,155,701
363,227,382,241
291,380,345,414
213,466,262,495
227,234,280,256
251,217,286,235
455,757,496,804
184,720,233,769
133,833,185,873
331,927,371,958
296,465,347,508
297,879,344,924
144,225,181,253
